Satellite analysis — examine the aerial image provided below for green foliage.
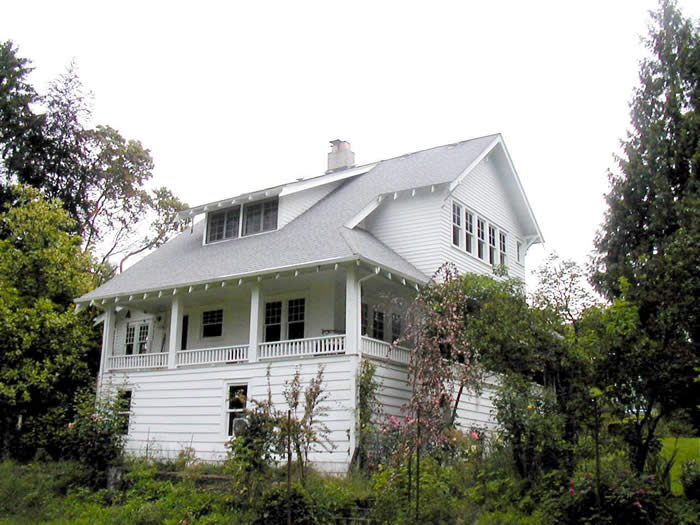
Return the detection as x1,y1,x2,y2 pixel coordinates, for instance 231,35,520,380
0,185,99,460
493,375,567,483
356,358,381,469
592,0,700,438
57,388,128,484
681,459,700,502
253,485,318,525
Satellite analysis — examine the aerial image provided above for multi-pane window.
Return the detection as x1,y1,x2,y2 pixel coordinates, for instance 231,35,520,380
125,321,150,355
477,219,486,260
117,390,132,435
287,298,305,340
373,310,385,340
452,202,462,247
391,313,401,343
227,385,248,437
243,199,278,236
465,211,474,254
206,198,278,243
265,301,282,342
207,206,240,243
488,226,497,265
202,309,223,338
361,303,368,335
499,232,507,266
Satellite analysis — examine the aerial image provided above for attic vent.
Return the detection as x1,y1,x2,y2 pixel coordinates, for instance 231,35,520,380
327,139,355,172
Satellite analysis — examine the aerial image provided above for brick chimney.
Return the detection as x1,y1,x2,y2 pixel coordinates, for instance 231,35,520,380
327,139,355,172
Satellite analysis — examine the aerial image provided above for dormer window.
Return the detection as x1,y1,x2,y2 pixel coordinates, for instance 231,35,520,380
206,198,278,244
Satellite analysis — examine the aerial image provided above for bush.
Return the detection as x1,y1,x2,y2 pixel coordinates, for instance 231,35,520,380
681,459,700,502
253,485,318,525
58,388,127,485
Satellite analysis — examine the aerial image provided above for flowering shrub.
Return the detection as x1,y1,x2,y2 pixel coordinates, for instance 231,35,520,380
556,470,668,524
681,459,700,502
58,388,127,484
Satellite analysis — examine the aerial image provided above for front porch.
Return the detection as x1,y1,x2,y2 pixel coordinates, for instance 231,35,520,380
99,263,415,377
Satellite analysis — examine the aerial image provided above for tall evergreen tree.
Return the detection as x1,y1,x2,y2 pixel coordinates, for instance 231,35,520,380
592,0,699,447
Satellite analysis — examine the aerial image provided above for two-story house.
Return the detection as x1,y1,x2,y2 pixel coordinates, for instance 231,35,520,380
76,134,543,472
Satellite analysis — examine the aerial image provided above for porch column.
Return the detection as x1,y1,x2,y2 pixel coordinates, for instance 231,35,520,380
168,294,183,369
345,267,360,355
249,284,261,362
98,306,116,392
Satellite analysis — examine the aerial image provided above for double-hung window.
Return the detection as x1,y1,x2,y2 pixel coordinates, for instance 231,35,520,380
499,232,507,266
465,211,474,254
243,199,278,236
477,219,486,260
516,241,523,264
125,321,151,355
227,385,248,437
452,202,462,247
264,298,305,341
391,313,401,343
202,309,223,338
373,310,385,340
117,390,132,435
488,226,497,265
207,206,240,243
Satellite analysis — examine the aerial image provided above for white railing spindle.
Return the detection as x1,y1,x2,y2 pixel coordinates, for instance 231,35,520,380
259,335,345,360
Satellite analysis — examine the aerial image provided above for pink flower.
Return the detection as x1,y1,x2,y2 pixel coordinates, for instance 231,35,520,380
633,501,642,509
470,432,479,440
569,488,575,494
67,422,75,429
635,489,645,495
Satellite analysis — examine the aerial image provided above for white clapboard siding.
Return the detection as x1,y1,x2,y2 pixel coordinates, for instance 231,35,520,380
278,181,343,228
362,189,447,278
368,358,496,433
104,355,356,472
444,158,527,281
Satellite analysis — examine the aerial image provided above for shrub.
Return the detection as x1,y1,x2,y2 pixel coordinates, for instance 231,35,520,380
253,485,318,525
681,459,700,502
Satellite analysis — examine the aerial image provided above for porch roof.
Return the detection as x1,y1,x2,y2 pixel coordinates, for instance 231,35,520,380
77,134,510,304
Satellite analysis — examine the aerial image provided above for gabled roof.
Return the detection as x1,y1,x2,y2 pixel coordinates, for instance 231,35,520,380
77,134,541,303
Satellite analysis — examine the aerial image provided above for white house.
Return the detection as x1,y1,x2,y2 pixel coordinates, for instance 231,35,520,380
76,135,543,473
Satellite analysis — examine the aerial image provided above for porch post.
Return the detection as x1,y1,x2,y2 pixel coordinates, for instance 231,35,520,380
249,283,260,362
345,266,360,355
168,294,183,369
98,306,115,392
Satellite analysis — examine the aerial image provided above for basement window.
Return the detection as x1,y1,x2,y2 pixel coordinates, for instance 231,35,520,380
227,385,248,437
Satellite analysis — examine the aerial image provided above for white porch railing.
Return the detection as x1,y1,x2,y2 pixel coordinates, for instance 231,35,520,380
259,334,346,360
108,352,168,370
361,336,411,365
176,345,249,366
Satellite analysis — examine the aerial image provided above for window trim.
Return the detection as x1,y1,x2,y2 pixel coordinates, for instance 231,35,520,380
125,320,152,355
117,388,133,436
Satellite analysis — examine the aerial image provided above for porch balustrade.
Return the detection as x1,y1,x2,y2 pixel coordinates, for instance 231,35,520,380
108,352,168,370
107,334,412,371
176,345,249,366
361,336,411,365
258,334,346,360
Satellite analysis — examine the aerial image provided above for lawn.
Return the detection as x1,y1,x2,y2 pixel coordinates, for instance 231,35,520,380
662,437,700,496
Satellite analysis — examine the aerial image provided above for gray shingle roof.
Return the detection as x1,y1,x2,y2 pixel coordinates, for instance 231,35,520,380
77,134,499,302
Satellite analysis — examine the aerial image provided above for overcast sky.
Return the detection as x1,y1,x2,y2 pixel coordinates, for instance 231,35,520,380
3,1,698,288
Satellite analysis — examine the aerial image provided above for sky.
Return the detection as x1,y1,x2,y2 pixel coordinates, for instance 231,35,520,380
2,0,698,288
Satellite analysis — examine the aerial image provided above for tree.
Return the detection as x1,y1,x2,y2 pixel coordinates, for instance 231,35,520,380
0,44,187,277
592,0,700,459
0,185,99,459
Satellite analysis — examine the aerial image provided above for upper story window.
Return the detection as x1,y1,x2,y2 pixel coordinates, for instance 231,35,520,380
451,199,509,270
516,241,523,264
202,309,223,338
125,320,151,355
206,198,278,244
